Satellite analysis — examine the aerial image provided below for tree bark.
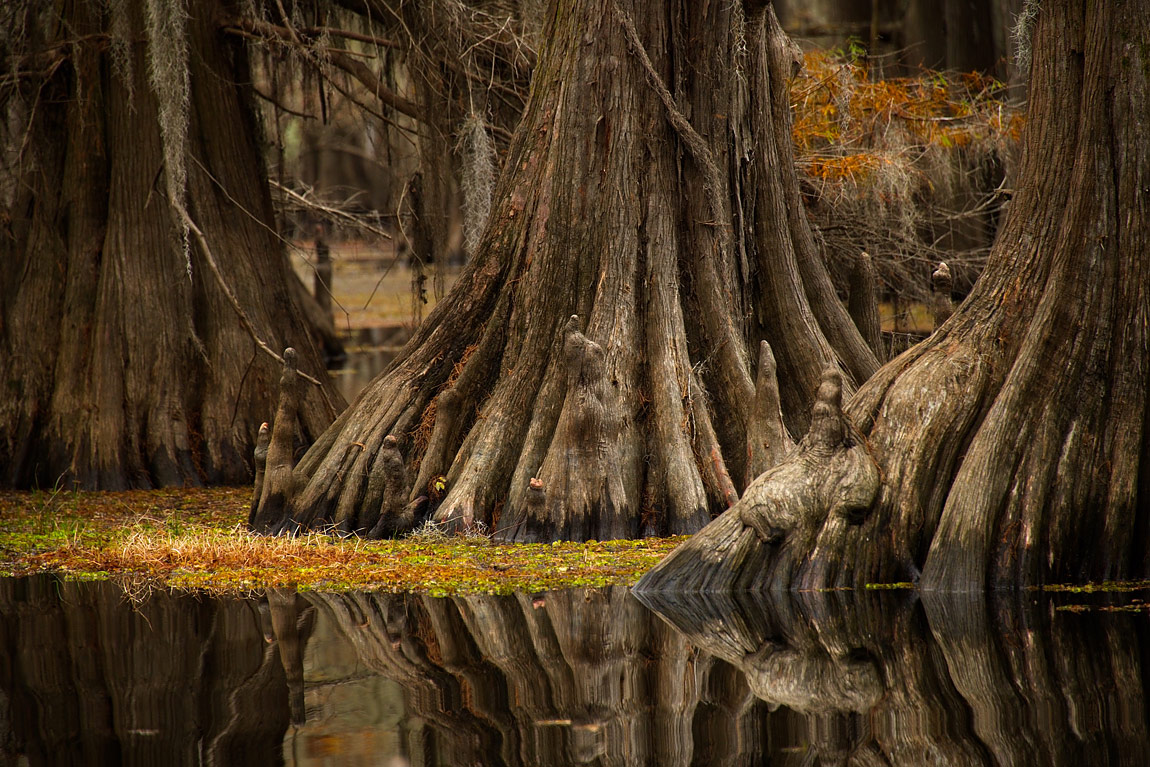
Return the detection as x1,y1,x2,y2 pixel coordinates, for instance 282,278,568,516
644,0,1150,591
270,0,878,541
0,0,342,489
852,0,1150,590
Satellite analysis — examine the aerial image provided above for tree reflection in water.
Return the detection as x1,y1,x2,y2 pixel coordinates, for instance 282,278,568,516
0,575,299,765
2,576,1148,765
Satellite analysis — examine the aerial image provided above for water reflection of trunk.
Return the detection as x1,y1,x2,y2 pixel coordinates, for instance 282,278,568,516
641,589,1150,766
922,595,1150,767
303,586,774,765
0,576,293,765
5,579,1148,763
265,588,315,727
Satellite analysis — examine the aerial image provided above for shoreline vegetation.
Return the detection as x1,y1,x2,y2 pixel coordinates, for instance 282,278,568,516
3,488,1148,608
0,488,682,596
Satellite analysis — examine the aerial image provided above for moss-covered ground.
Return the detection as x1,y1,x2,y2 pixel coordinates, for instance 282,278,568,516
4,488,1148,608
0,487,683,596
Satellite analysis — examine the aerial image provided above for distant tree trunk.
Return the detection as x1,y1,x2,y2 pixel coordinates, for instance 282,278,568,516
772,0,878,49
267,0,879,540
0,0,342,489
993,0,1029,88
902,0,999,73
640,0,1150,592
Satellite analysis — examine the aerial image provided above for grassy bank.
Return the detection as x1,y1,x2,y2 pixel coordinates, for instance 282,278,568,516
0,487,682,596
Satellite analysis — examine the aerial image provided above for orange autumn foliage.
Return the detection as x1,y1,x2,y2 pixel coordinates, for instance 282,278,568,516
790,50,1023,185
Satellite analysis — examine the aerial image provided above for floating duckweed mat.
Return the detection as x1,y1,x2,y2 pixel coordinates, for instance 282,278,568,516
0,488,683,596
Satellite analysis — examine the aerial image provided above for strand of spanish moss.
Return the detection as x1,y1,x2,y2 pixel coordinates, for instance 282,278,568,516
457,110,496,258
144,0,192,279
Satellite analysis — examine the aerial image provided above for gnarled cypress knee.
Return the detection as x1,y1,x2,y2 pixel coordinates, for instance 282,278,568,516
251,349,303,533
366,435,415,538
746,341,793,488
248,422,270,529
930,262,954,329
505,316,628,541
515,477,548,543
635,367,880,593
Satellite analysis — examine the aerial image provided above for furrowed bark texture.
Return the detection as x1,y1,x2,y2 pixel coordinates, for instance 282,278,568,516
0,0,341,490
274,0,877,541
640,0,1149,592
844,0,1150,590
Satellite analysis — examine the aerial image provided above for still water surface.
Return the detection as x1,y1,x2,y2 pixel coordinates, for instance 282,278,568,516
2,576,1148,765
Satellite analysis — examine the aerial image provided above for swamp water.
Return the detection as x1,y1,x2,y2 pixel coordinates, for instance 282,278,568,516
2,576,1147,766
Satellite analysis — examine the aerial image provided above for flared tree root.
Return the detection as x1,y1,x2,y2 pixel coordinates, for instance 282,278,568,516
635,368,880,593
498,316,628,542
253,315,635,542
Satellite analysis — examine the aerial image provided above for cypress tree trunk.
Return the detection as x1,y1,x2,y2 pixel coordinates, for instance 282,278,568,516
639,0,1150,592
268,0,878,541
0,0,342,489
853,0,1150,591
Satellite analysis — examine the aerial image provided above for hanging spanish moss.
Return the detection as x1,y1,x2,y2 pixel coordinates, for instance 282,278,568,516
457,110,496,258
144,0,192,278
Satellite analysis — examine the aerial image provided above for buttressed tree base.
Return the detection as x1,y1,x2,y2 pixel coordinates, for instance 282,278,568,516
254,0,1149,593
254,0,879,544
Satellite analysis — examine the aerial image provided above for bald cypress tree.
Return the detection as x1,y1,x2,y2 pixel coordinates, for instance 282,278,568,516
640,0,1150,592
262,0,879,540
0,0,342,488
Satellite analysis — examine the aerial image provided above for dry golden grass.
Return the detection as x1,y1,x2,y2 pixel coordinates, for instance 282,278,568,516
1,487,681,596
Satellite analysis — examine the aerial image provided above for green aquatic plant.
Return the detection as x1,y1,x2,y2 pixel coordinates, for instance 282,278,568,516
0,488,682,595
